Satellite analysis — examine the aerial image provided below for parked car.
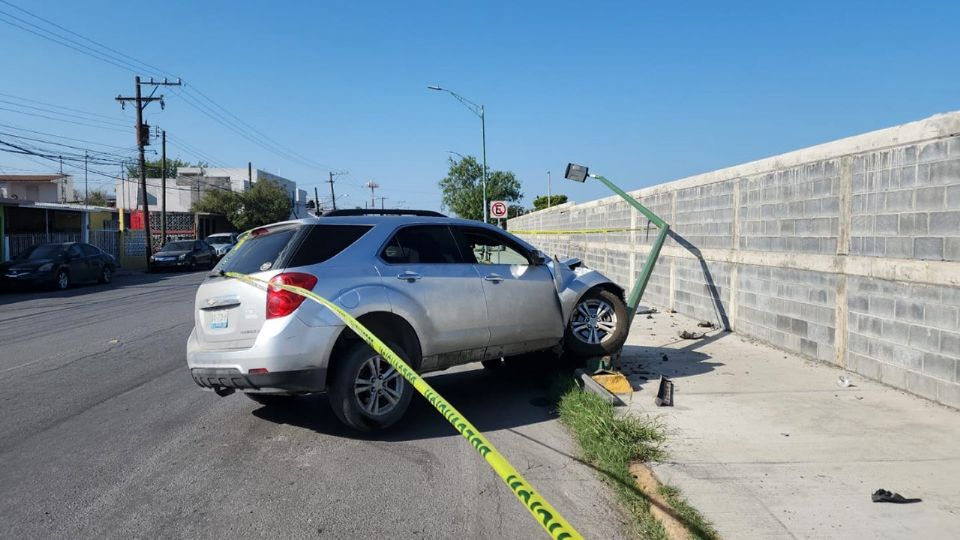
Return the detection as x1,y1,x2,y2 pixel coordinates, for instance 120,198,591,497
205,232,240,259
186,210,628,431
0,242,117,290
150,240,217,271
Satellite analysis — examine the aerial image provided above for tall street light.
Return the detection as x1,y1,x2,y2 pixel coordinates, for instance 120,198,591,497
428,85,488,223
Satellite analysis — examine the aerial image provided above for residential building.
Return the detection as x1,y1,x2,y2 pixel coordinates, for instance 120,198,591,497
0,174,76,203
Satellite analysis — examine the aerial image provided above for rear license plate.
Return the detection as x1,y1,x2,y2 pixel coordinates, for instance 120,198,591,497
209,310,228,329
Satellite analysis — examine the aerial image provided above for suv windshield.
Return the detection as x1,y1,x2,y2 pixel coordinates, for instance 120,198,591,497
160,241,194,252
16,244,64,260
206,235,233,244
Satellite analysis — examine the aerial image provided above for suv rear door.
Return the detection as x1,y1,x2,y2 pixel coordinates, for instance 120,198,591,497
194,226,299,351
376,224,489,366
453,226,564,356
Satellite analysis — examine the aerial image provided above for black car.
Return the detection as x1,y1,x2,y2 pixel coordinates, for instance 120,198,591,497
150,239,217,271
0,242,117,290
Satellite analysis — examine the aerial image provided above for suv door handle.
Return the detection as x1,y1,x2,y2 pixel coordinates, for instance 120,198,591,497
483,273,504,283
397,271,421,282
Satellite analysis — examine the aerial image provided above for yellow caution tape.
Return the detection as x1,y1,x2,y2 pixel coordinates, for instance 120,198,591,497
224,271,583,540
509,227,650,235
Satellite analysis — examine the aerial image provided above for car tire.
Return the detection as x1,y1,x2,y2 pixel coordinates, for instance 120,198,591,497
245,393,296,406
98,265,113,284
54,269,69,290
564,288,629,358
328,340,414,432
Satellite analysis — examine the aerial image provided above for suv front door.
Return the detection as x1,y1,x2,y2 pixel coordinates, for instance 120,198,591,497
377,225,489,370
453,226,564,357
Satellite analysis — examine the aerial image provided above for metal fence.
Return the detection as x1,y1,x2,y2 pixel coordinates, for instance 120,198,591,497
89,229,121,257
8,232,82,259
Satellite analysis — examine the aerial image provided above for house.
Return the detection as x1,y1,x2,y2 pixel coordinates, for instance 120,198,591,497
0,174,76,203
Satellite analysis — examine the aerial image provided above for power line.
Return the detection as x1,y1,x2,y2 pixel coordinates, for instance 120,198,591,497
0,91,129,124
0,122,135,150
0,106,129,132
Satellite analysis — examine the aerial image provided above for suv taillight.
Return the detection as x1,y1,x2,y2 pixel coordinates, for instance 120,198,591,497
266,273,318,319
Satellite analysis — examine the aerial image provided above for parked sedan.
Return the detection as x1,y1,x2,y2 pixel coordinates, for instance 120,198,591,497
150,240,217,271
0,242,117,290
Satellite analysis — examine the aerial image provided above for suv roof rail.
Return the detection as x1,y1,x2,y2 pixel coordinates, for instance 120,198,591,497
320,209,447,218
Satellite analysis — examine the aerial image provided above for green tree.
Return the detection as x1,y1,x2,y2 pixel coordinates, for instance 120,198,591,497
86,189,109,206
439,155,522,221
127,158,198,179
192,180,292,231
532,194,568,211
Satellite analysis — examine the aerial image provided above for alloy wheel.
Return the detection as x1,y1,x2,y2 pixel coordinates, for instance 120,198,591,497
57,271,69,290
570,298,618,345
354,354,404,416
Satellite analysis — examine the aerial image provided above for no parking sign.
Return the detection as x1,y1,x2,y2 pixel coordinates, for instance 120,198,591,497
490,200,508,218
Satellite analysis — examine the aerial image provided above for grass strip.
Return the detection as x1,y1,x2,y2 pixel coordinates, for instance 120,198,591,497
556,381,720,540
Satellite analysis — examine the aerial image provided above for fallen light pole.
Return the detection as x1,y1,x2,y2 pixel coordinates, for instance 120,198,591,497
564,163,670,328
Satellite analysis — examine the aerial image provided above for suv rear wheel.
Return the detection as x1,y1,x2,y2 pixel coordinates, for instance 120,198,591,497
328,340,413,431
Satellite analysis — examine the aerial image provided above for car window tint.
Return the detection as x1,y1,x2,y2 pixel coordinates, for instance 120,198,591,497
287,225,372,267
381,225,463,264
457,228,530,265
79,244,99,256
67,244,83,258
219,227,298,274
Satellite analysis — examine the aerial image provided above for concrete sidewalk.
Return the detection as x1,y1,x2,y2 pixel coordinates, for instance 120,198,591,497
618,310,960,539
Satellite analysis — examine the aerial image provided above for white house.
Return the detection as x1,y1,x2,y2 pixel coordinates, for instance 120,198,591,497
0,174,76,203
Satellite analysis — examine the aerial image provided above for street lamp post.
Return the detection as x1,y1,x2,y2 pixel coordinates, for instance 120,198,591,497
428,85,488,223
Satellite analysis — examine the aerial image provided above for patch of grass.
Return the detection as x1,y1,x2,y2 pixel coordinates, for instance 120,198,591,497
556,380,719,540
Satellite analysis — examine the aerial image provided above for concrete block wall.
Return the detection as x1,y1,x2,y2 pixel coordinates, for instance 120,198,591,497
509,112,960,408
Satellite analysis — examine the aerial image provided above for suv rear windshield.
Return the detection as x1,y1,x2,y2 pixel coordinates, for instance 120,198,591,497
218,227,298,274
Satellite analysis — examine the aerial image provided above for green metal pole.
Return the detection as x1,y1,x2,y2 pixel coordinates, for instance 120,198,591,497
591,174,670,327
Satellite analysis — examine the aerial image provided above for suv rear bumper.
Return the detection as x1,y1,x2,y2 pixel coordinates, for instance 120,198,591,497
191,367,326,393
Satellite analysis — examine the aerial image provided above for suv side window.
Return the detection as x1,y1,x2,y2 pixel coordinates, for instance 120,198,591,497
381,225,463,264
287,225,372,267
79,244,100,256
455,227,531,265
67,244,84,258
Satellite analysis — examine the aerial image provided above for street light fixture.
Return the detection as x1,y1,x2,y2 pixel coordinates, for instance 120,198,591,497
428,84,488,223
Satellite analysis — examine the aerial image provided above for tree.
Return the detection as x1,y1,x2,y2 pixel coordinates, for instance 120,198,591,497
192,180,291,231
86,189,109,206
439,155,522,221
532,194,568,211
127,157,197,179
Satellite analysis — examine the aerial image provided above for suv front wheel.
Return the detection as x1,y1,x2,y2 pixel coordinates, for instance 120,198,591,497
564,288,628,357
328,340,414,431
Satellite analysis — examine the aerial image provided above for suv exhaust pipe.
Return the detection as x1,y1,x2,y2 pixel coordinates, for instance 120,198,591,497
213,386,235,397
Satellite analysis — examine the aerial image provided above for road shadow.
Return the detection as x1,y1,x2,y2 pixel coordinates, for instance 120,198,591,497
0,269,207,306
252,357,569,442
618,335,726,392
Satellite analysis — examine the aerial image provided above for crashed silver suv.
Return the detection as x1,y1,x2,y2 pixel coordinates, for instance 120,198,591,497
187,210,628,431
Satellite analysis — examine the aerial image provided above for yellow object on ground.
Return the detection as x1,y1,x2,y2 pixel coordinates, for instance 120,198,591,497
224,271,582,540
591,372,633,394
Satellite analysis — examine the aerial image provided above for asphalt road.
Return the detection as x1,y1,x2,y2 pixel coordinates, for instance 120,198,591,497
0,271,628,539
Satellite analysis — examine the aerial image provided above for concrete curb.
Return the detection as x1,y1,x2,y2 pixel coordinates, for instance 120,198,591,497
574,368,626,407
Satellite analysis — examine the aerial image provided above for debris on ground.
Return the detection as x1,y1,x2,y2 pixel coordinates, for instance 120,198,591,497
637,307,658,315
838,375,856,388
697,321,715,328
661,353,669,362
678,330,706,339
655,376,674,406
646,314,654,319
668,309,677,314
872,489,922,504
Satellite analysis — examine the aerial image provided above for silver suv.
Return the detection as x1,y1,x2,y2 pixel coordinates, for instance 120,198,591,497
187,210,628,431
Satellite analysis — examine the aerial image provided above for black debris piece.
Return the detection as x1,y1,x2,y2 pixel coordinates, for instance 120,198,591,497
871,489,922,504
697,321,715,328
678,330,706,339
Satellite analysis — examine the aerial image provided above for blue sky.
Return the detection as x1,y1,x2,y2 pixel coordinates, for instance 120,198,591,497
1,0,958,211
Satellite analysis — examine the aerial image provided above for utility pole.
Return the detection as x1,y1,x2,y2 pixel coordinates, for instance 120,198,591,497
377,196,388,210
160,128,167,245
115,76,181,269
314,186,321,215
327,171,348,210
84,151,88,205
365,181,379,209
59,155,65,203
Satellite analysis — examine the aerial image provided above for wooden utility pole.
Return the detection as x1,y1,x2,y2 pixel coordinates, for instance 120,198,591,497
115,76,180,268
314,186,321,215
160,128,167,245
328,172,337,210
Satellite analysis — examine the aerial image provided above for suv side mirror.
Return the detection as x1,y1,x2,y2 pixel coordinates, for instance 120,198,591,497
530,249,547,265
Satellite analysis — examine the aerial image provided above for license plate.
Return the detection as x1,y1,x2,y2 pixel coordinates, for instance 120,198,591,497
209,310,228,329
